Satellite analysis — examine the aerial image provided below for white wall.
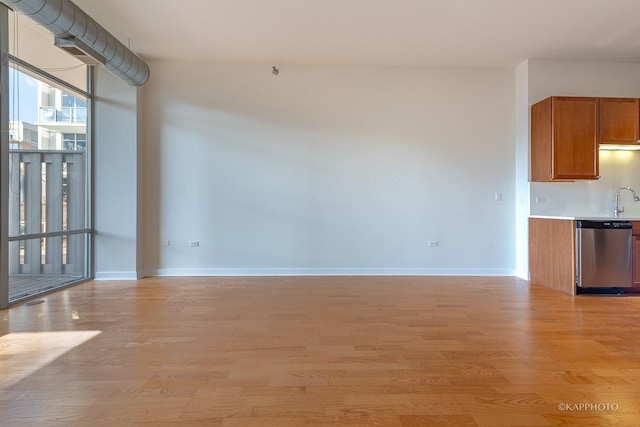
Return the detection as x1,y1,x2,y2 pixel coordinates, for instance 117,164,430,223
94,67,141,279
526,60,640,217
514,61,531,279
142,62,516,276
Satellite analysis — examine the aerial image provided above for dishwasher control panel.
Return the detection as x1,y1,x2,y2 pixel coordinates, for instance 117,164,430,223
576,220,632,229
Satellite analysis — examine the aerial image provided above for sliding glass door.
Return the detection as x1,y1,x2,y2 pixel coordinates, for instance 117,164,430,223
1,7,92,306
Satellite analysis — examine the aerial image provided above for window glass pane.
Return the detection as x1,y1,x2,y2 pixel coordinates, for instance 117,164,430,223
8,9,87,91
76,107,87,122
62,93,75,107
7,60,90,303
9,65,88,151
77,135,87,150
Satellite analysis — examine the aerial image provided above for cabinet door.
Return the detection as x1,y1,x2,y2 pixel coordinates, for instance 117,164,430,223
633,235,640,287
531,96,599,181
599,98,640,145
531,97,553,181
552,97,599,180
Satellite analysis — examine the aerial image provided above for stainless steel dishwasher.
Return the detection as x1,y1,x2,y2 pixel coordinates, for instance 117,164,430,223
576,220,632,289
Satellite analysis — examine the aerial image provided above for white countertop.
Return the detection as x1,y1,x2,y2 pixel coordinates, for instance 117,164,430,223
530,215,640,221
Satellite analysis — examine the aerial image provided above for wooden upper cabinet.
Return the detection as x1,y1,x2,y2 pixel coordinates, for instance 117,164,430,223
599,98,640,145
531,96,599,182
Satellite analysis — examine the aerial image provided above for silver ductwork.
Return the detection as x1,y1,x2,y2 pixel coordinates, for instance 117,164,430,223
1,0,149,86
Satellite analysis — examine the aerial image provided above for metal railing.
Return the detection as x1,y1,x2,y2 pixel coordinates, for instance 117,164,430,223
38,106,87,124
8,150,87,276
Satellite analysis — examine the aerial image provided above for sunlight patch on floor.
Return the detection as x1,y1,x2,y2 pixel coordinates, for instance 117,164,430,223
0,331,101,388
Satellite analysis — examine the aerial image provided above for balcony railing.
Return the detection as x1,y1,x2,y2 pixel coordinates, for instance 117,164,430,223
38,106,87,124
8,150,88,281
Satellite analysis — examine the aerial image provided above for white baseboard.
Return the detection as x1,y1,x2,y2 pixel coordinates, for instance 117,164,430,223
514,269,530,280
142,267,517,277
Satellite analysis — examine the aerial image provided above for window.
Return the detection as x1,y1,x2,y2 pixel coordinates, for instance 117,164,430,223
63,133,86,151
2,7,93,306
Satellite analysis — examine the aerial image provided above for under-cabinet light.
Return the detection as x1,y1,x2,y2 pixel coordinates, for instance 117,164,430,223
599,144,640,151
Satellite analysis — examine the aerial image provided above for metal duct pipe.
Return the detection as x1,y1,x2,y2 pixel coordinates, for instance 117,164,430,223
1,0,149,86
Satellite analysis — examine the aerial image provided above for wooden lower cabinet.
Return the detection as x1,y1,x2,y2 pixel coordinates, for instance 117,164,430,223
531,219,640,293
529,218,576,295
633,227,640,287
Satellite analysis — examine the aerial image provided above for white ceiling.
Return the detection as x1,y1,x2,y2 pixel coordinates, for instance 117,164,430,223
71,0,640,67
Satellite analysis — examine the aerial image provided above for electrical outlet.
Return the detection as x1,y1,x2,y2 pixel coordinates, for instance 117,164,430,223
160,240,170,246
189,241,200,247
428,241,439,247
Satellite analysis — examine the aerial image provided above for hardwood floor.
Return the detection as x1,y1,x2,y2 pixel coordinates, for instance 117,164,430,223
2,276,640,426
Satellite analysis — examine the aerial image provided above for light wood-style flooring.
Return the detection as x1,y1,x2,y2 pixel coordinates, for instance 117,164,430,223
2,276,640,426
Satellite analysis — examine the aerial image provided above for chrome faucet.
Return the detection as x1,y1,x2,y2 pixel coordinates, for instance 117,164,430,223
614,186,640,217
